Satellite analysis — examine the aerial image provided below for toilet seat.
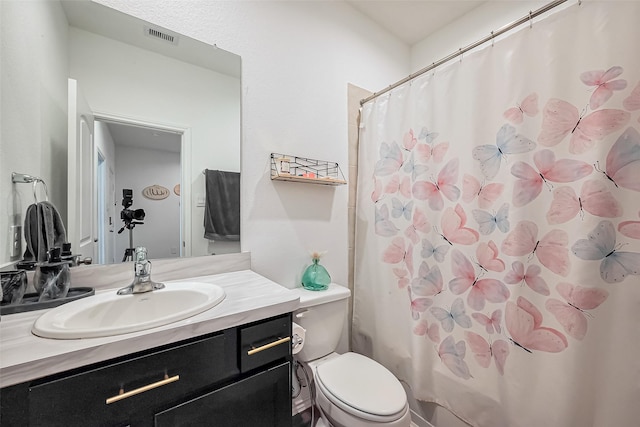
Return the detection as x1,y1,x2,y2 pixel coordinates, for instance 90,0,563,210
315,352,408,422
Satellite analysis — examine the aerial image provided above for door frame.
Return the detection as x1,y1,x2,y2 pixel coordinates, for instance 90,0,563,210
93,111,192,258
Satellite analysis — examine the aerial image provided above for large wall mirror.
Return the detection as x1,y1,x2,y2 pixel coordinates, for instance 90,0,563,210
0,0,241,267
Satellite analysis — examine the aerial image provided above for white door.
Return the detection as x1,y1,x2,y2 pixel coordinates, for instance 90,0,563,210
67,78,96,260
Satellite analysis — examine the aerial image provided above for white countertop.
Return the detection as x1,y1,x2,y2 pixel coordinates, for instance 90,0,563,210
0,270,299,388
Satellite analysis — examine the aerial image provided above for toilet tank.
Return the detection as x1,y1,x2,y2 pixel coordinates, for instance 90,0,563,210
291,284,351,362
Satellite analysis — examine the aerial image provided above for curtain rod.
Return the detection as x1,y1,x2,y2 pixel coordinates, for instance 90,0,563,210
360,0,570,106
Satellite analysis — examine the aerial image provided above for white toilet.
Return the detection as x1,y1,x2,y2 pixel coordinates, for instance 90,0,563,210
292,284,411,427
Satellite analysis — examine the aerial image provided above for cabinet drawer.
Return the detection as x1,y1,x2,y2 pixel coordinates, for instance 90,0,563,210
239,314,291,373
155,361,291,427
28,330,237,427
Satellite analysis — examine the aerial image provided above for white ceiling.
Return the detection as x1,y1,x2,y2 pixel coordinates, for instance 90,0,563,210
346,0,485,45
105,122,182,153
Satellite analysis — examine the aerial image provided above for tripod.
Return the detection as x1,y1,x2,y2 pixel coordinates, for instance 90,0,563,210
118,221,143,262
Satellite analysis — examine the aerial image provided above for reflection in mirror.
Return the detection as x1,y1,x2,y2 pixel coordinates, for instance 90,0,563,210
0,0,241,267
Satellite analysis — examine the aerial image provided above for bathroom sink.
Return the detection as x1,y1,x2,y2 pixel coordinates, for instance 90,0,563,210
32,282,226,339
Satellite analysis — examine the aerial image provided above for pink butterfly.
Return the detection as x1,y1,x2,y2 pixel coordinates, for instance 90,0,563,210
462,174,504,209
597,126,640,192
504,261,550,296
393,267,409,289
437,335,472,379
413,319,440,343
407,286,432,320
374,204,399,237
371,177,383,203
511,149,592,207
580,66,628,110
472,309,502,334
545,282,608,340
382,237,414,276
403,129,418,151
411,261,443,297
623,81,640,111
505,296,568,353
412,158,460,211
476,240,505,273
374,141,404,176
416,141,449,164
501,221,570,277
619,219,640,239
404,207,431,244
449,249,510,311
465,331,509,375
504,92,539,125
537,98,629,154
546,180,622,224
439,204,479,246
417,127,448,163
385,174,412,198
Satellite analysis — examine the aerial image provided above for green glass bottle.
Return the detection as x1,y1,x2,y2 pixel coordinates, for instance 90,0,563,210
301,257,330,291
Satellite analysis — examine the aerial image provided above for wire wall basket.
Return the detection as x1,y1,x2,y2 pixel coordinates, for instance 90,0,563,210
270,153,347,186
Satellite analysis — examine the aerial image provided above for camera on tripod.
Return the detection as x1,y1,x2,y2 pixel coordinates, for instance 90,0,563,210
120,189,145,225
118,189,145,262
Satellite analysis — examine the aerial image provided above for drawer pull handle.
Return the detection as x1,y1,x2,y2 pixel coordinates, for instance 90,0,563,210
106,374,180,404
247,337,291,356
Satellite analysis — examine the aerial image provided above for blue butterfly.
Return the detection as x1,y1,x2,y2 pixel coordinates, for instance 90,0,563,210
374,141,403,176
374,204,399,237
391,198,413,221
418,127,439,144
572,220,640,283
429,297,472,333
421,239,449,262
472,124,535,180
403,152,429,181
472,203,510,235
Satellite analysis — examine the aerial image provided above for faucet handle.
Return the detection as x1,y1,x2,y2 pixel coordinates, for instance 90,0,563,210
135,247,148,261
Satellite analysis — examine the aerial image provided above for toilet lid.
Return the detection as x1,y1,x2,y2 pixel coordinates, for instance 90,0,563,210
315,352,407,417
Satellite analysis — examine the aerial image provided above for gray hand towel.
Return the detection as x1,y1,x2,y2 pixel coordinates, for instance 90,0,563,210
23,201,67,262
204,169,240,241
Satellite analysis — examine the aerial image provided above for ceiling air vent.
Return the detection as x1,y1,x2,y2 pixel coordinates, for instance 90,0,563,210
144,26,179,45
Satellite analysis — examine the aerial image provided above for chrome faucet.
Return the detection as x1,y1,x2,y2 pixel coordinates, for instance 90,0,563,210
117,247,165,295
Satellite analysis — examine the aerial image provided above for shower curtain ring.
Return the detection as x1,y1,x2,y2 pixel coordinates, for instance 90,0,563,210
491,31,495,47
529,11,533,28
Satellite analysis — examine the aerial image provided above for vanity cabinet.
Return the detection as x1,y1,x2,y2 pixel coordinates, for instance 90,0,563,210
0,313,292,427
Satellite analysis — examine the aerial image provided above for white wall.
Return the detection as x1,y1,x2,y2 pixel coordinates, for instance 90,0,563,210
411,1,547,72
94,0,410,289
0,0,68,266
114,146,181,260
68,26,240,259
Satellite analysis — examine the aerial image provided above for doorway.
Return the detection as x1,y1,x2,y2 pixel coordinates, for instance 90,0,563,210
93,117,183,263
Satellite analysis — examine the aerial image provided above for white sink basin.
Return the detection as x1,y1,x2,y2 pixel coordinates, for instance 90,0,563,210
32,282,225,339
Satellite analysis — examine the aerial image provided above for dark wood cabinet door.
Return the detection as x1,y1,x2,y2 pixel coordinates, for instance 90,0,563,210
154,362,291,427
27,331,236,427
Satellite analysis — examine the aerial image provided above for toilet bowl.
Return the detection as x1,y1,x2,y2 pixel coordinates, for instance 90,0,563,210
291,284,411,427
308,352,411,427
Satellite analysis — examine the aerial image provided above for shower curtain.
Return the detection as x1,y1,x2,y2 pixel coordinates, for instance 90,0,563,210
353,2,640,427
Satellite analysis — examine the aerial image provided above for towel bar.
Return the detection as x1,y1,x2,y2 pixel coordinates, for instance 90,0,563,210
12,172,49,202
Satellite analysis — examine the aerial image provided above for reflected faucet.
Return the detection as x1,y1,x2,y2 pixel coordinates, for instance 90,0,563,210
117,247,165,295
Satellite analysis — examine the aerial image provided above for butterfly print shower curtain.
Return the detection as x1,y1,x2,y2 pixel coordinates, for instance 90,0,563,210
353,3,640,427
